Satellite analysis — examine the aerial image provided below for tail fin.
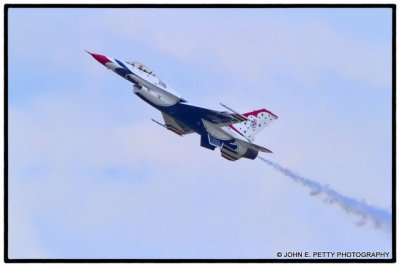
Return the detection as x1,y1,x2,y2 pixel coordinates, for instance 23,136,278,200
229,109,278,142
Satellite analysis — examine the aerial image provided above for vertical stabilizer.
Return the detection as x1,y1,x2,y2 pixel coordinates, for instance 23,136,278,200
229,109,278,142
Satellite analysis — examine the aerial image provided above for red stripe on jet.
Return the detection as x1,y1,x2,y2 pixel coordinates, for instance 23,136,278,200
228,125,245,137
167,126,183,136
90,53,111,65
242,109,278,119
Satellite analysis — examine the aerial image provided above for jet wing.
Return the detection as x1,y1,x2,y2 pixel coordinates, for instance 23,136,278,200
161,112,194,136
177,103,247,127
213,112,247,127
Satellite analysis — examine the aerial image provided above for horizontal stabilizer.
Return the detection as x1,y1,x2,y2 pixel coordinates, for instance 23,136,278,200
236,139,273,153
255,145,272,153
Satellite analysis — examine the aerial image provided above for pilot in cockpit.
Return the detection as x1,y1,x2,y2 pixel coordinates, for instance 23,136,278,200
127,61,155,76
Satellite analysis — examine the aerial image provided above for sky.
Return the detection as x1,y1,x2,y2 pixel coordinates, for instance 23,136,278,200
7,7,393,259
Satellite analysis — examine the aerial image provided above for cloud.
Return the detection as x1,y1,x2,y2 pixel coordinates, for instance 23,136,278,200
98,9,391,89
9,8,391,91
8,209,50,259
8,90,391,258
3,90,346,257
7,90,282,257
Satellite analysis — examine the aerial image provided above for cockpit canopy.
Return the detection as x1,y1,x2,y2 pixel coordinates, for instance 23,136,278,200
127,61,155,76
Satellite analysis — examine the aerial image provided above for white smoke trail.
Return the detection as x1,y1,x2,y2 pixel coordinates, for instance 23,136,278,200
258,156,392,233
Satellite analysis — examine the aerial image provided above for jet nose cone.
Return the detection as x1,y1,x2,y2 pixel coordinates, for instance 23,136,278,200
86,51,111,65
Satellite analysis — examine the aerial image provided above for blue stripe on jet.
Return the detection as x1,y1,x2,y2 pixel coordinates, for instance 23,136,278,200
115,59,131,71
115,67,131,77
114,59,133,79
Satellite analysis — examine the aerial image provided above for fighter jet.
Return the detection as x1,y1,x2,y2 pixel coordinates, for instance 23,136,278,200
87,51,278,161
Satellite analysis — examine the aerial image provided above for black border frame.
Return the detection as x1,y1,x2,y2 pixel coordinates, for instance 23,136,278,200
3,3,396,263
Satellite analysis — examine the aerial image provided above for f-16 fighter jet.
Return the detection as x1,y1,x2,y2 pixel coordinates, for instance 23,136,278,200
87,51,278,161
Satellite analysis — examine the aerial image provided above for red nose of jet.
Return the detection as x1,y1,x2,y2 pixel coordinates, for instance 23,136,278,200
86,50,111,65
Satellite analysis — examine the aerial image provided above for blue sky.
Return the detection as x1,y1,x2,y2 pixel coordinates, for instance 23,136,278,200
8,7,392,259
